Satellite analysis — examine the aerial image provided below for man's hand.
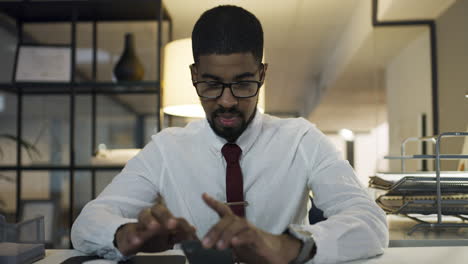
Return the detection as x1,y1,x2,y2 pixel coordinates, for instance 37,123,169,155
201,193,302,264
114,196,198,257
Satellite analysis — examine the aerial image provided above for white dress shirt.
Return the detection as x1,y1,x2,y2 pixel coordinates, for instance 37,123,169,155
71,110,389,263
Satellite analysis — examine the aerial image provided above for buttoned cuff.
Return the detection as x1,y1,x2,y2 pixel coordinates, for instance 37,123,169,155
285,224,316,264
96,217,138,261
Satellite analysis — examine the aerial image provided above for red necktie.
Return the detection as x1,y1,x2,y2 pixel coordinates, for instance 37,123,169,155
222,143,246,217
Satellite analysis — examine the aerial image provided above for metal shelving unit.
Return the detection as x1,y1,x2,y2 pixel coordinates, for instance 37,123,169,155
375,132,468,234
0,0,172,247
385,136,436,172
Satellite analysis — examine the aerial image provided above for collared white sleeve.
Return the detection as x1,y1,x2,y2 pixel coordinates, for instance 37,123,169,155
300,128,389,264
70,141,162,261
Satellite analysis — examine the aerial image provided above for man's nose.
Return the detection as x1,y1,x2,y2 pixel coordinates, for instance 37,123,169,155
217,87,238,108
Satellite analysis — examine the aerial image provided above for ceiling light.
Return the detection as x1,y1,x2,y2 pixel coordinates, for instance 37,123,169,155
339,129,355,141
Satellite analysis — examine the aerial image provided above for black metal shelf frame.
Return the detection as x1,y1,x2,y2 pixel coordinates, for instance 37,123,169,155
0,165,124,171
0,81,161,95
0,0,172,23
0,0,172,248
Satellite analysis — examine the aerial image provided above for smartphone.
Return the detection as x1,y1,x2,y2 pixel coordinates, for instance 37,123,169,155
181,240,234,264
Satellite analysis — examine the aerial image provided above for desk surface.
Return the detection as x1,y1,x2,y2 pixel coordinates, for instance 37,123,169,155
36,247,468,264
388,215,468,247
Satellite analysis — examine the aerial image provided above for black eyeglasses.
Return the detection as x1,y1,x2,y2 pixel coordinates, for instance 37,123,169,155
193,80,262,99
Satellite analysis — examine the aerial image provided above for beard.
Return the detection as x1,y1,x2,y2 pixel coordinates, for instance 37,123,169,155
208,106,257,143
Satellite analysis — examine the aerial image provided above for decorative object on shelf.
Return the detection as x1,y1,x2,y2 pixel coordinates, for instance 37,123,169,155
162,38,266,118
113,33,145,81
91,144,140,165
15,45,71,82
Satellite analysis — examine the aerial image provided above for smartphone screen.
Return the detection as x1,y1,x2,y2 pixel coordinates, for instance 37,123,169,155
181,240,234,264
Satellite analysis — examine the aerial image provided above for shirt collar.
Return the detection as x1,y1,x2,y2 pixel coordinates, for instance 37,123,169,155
204,108,263,157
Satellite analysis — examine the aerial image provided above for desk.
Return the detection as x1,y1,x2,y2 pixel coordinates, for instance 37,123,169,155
35,247,468,264
388,215,468,247
36,250,186,264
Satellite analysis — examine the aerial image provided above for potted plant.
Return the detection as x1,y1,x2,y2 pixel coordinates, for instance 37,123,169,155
0,134,40,216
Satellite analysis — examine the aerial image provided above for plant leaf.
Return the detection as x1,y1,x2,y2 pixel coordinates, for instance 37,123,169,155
0,174,14,183
0,134,41,160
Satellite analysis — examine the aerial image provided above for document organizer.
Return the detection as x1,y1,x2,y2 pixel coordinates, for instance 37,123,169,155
372,132,468,234
0,215,45,264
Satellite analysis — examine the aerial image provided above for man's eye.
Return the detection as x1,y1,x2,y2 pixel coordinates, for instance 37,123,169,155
236,82,254,89
206,83,221,88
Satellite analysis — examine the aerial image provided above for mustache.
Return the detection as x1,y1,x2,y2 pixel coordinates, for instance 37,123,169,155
212,107,243,116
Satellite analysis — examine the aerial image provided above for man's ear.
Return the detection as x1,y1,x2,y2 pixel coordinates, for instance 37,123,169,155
260,63,268,83
189,63,197,83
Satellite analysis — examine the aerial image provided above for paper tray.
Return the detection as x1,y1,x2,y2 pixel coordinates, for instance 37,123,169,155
376,194,468,215
0,242,45,264
370,176,468,195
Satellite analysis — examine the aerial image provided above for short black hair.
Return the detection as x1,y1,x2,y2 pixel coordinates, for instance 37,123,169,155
191,5,263,64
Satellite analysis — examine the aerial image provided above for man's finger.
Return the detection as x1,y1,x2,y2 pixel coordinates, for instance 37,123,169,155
176,217,198,238
137,208,161,231
202,216,235,249
127,219,172,254
136,207,174,245
218,219,250,250
170,218,198,243
202,193,233,217
231,228,257,248
118,223,145,256
171,217,198,240
151,203,175,229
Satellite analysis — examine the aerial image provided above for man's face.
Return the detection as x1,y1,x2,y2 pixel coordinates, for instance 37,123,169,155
190,53,267,142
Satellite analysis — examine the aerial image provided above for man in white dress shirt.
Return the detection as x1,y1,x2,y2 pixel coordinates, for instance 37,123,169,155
71,5,388,264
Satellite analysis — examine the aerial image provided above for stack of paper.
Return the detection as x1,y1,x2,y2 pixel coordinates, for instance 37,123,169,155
370,172,468,214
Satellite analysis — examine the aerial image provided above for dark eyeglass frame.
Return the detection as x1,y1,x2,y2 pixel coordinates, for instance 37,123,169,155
193,80,263,99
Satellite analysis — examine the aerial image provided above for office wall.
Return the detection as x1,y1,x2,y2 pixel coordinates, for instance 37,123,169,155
354,122,389,184
326,124,389,189
437,0,468,170
385,30,433,172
